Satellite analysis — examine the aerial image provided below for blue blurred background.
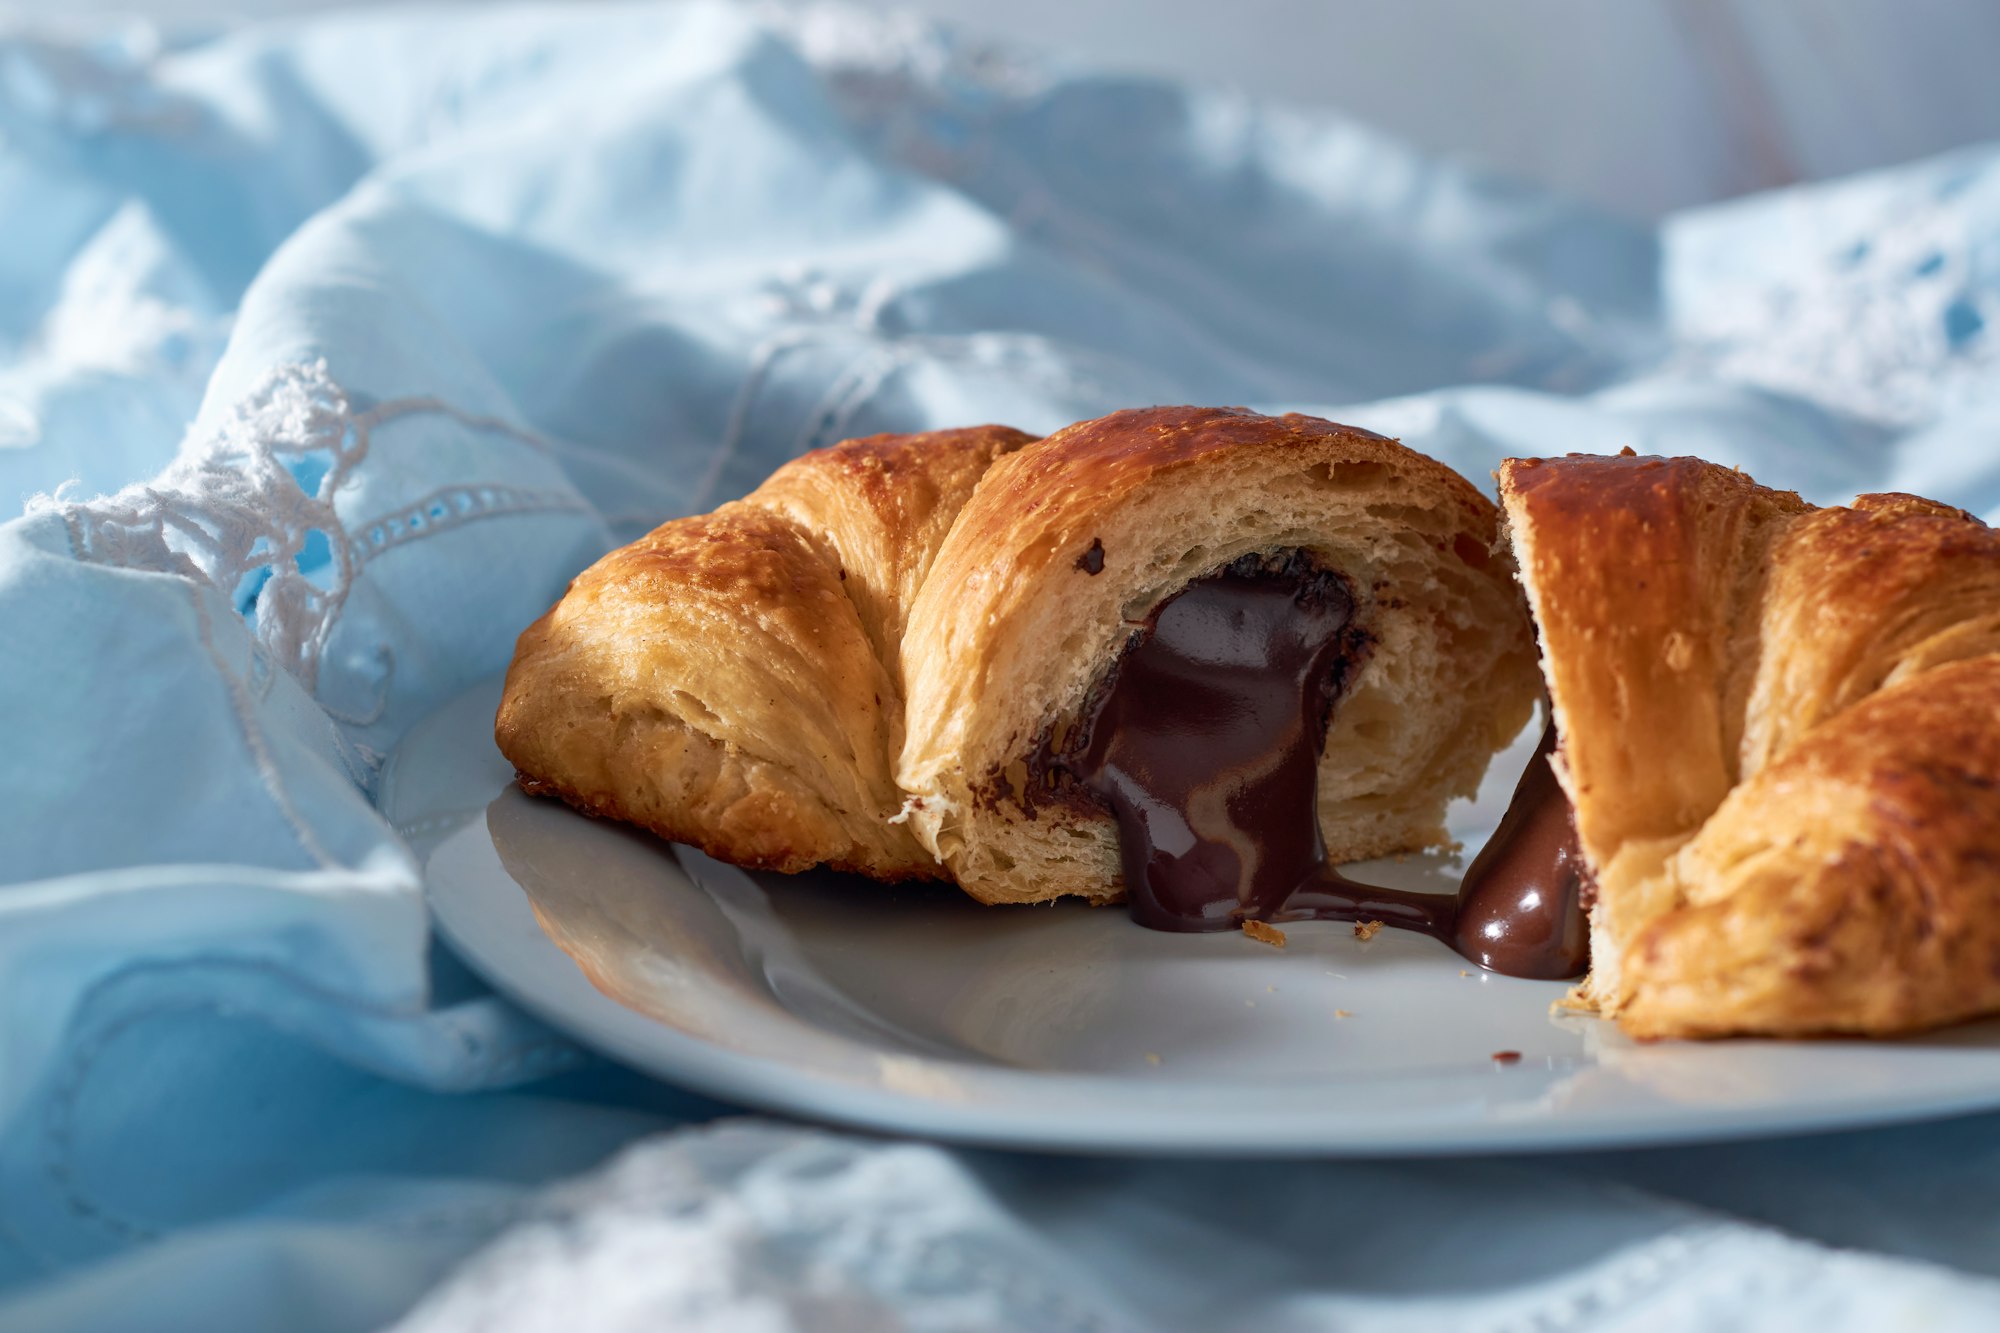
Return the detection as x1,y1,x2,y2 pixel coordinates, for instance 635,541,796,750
33,0,2000,216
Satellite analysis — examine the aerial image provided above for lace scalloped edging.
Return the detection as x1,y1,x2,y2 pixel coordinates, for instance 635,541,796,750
29,360,368,694
26,360,591,704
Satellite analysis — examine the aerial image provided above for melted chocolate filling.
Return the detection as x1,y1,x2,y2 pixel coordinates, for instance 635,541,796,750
1451,720,1591,977
1031,552,1591,980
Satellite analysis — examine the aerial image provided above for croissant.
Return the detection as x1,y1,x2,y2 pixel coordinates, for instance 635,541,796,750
498,406,1541,923
1498,452,2000,1039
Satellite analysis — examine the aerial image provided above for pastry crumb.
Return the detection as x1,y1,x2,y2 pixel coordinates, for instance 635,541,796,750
1353,919,1383,941
1242,920,1287,948
1334,1009,1353,1019
1491,1050,1522,1064
1145,1052,1162,1066
1459,969,1472,977
1549,986,1597,1018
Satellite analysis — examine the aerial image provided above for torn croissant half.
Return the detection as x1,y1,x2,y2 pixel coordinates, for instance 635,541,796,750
497,406,1541,909
1499,452,2000,1040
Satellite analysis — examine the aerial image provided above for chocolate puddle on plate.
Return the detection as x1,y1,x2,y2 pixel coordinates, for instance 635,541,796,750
1030,550,1589,980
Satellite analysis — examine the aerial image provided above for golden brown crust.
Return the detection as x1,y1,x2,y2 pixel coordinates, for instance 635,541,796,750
1624,655,2000,1038
495,425,1035,881
752,426,1036,693
1499,453,2000,1039
1741,492,2000,778
1501,453,1808,851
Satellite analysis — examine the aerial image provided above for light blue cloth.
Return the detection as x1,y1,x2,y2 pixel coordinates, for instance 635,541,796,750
2,4,2000,1329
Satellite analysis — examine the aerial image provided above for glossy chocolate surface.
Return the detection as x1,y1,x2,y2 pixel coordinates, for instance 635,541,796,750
1035,553,1590,979
1450,721,1591,979
1039,551,1366,930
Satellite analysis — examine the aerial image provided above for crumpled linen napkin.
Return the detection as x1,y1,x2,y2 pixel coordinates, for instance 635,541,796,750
0,3,1997,1330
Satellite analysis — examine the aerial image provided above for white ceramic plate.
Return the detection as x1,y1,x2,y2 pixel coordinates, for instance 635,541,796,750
382,677,2000,1156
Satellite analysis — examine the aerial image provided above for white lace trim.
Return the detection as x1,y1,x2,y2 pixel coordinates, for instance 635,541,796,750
27,360,591,699
32,360,365,692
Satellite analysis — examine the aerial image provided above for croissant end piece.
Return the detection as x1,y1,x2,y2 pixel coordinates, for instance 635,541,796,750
1498,453,2000,1039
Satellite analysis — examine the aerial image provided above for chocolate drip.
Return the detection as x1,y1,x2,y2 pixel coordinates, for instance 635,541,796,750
1034,553,1591,980
1450,720,1591,978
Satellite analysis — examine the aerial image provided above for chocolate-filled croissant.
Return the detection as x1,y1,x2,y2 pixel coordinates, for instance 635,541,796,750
498,406,1541,914
1498,453,2000,1039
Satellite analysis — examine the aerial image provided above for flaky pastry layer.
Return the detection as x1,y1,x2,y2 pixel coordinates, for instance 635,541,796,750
1499,454,2000,1039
